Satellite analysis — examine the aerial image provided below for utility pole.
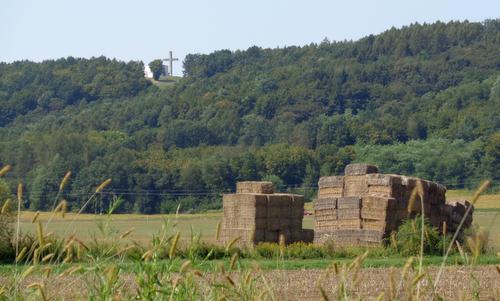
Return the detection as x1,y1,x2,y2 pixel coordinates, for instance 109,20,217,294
162,51,179,76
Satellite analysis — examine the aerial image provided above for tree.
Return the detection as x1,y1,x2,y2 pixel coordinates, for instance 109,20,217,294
148,59,164,80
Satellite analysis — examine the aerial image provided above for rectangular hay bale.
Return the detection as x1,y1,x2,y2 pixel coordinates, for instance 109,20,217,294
318,187,344,198
318,176,344,188
337,196,361,209
344,175,368,196
236,181,274,194
344,163,379,176
337,208,360,220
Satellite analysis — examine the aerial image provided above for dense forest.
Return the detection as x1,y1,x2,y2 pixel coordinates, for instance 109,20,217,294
0,20,498,213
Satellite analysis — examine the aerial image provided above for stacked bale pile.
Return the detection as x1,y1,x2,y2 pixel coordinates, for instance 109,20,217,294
219,181,313,246
314,164,474,246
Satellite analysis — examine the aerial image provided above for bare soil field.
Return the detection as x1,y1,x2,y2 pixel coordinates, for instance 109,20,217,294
1,265,498,300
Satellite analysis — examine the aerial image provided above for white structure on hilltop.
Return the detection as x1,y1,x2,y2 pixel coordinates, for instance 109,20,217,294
144,64,168,79
144,65,154,78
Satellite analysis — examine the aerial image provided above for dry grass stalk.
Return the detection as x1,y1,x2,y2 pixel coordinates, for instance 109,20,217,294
31,211,40,223
215,221,221,240
96,178,112,193
0,164,11,177
20,266,36,281
119,228,134,239
59,171,72,191
169,231,180,259
225,236,241,252
434,180,491,290
1,199,10,214
180,260,191,273
230,253,239,270
15,246,28,263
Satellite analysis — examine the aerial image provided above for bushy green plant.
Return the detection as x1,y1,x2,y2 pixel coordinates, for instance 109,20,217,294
389,215,444,256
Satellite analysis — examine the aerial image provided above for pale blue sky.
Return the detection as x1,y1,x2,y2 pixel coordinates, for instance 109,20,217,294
1,0,498,75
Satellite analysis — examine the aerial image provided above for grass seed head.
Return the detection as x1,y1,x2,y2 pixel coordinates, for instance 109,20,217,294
169,231,180,259
36,221,45,247
17,183,23,202
0,165,11,177
31,211,40,223
471,180,491,205
21,266,36,281
230,252,239,270
225,236,241,252
95,178,112,193
16,246,28,263
180,260,191,273
59,171,72,191
41,253,54,262
215,220,221,240
119,228,135,239
1,199,11,214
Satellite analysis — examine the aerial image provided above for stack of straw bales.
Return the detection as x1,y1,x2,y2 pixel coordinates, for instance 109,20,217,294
314,163,473,246
219,181,313,246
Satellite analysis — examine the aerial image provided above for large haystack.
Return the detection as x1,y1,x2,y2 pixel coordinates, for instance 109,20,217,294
314,164,473,246
219,181,313,246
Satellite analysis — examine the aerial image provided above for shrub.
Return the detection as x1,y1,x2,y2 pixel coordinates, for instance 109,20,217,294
389,215,445,256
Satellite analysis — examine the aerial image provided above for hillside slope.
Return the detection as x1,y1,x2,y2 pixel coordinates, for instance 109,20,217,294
0,20,498,213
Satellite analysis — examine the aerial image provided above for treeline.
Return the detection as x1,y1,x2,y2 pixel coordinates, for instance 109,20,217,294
0,20,498,213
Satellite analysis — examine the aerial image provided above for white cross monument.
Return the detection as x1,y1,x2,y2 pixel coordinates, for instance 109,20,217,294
162,51,179,77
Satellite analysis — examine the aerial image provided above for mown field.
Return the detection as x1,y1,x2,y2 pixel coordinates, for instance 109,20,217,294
16,190,500,250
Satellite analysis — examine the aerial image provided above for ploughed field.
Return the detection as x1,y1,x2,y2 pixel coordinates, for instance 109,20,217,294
16,190,500,250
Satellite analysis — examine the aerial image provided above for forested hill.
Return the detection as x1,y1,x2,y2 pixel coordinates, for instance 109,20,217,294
0,20,498,213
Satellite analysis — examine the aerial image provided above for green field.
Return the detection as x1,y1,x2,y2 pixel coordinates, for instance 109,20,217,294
17,190,500,250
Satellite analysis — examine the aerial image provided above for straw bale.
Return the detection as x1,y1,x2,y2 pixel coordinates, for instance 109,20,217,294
344,175,368,196
360,229,384,243
318,187,344,198
318,176,344,188
367,174,402,186
265,230,279,242
362,219,386,232
291,207,304,219
313,231,336,243
336,219,361,229
316,218,339,227
362,196,395,210
280,218,291,229
236,181,274,194
314,197,337,210
337,208,360,220
367,185,404,199
337,196,361,209
267,218,281,231
291,195,305,208
301,229,314,243
290,218,303,229
255,217,267,230
428,182,446,205
344,163,379,176
315,212,337,221
361,208,388,221
223,193,268,217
